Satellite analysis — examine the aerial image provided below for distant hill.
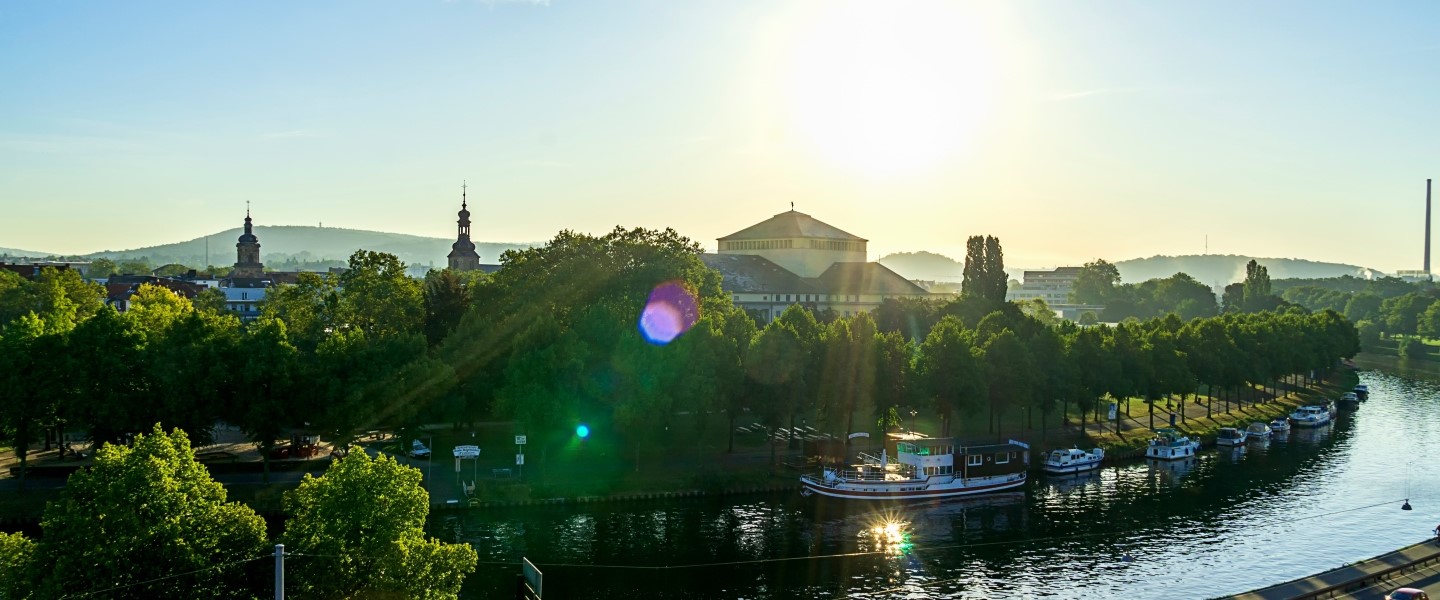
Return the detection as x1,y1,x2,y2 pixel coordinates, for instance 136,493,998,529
0,247,57,259
1114,254,1383,287
84,226,535,269
878,251,964,282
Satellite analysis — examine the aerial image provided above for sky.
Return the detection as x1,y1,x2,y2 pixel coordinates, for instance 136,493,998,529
3,0,1440,273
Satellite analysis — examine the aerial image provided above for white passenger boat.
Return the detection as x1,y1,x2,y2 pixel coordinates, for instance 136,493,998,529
1043,447,1105,475
1245,422,1272,441
1145,428,1200,460
1289,405,1331,428
800,435,1029,501
1269,418,1290,433
1216,427,1247,447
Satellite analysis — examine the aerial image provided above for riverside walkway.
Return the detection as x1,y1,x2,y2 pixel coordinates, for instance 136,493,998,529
1225,539,1440,599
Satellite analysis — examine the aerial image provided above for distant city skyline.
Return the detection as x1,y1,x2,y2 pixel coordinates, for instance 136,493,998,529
3,1,1439,272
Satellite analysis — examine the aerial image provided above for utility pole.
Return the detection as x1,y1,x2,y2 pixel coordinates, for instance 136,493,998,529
274,544,285,600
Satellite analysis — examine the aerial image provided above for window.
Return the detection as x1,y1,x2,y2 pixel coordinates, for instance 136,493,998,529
995,452,1010,464
967,454,982,467
241,292,248,300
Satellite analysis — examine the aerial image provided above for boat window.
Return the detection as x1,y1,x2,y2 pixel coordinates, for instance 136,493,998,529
996,452,1009,464
967,454,983,466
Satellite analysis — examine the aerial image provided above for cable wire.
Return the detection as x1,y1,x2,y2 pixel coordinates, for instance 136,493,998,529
59,555,268,599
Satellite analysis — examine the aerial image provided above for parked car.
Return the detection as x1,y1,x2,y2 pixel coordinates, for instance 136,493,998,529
408,439,432,459
1387,588,1430,600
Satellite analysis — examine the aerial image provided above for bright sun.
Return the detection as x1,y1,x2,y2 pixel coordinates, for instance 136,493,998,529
782,2,997,177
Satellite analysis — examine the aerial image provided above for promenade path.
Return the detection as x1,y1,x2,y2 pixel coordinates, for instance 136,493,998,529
1225,540,1440,600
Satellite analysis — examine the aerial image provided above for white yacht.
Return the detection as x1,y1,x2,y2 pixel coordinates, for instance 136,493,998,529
1289,405,1331,428
1145,428,1200,460
1216,427,1247,447
1043,447,1105,475
1245,422,1272,441
1269,418,1291,433
800,435,1029,501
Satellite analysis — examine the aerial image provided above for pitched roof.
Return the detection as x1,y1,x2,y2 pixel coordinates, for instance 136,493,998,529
813,262,928,295
700,254,822,294
718,210,867,242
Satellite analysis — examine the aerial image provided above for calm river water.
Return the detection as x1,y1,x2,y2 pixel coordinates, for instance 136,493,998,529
436,368,1440,599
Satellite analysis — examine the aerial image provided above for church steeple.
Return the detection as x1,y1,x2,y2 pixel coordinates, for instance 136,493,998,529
233,203,264,279
447,183,480,271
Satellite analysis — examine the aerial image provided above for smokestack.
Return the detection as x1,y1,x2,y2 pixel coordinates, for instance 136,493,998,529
1428,179,1433,278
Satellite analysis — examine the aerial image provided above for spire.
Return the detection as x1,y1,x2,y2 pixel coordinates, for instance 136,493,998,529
462,181,467,210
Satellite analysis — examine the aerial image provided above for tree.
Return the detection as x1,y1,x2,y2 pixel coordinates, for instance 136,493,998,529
0,531,35,600
259,271,339,350
1344,293,1384,324
423,269,474,346
29,425,267,599
960,235,1007,303
281,449,478,600
1070,260,1121,304
87,257,118,279
339,250,425,338
916,316,984,436
193,287,230,315
236,316,299,482
979,328,1033,438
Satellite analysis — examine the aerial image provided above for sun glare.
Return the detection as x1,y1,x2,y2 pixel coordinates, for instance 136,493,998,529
783,2,997,177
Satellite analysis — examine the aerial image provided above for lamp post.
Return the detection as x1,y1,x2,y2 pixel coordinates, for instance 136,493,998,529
909,409,917,436
425,434,434,497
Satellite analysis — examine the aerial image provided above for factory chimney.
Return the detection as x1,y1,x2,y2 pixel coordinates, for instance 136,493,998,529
1428,179,1433,280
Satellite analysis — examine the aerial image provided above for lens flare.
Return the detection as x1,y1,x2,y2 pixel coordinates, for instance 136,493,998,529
638,281,699,345
576,424,590,439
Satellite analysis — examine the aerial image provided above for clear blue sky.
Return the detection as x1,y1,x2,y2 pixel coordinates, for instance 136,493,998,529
3,1,1438,273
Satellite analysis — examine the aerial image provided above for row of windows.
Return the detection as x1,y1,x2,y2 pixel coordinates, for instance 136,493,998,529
228,304,257,313
736,294,867,303
965,452,1013,466
808,240,863,252
722,240,794,251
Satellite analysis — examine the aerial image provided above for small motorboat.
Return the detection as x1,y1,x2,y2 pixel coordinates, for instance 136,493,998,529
1245,422,1272,441
1338,392,1359,410
1290,405,1332,428
1353,384,1369,400
1269,418,1291,433
1043,447,1105,475
1145,428,1200,460
1216,427,1248,447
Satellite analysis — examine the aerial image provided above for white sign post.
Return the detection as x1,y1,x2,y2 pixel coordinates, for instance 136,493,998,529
515,435,526,478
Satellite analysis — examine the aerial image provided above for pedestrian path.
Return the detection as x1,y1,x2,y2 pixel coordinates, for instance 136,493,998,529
1226,540,1440,599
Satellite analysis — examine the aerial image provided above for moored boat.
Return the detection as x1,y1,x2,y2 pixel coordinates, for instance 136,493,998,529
800,435,1029,501
1216,427,1247,447
1338,392,1359,410
1290,405,1331,428
1145,428,1200,460
1043,447,1104,475
1353,384,1369,400
1245,422,1272,441
1269,418,1290,433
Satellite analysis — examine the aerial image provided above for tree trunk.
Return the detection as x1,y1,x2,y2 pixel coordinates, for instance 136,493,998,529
1148,398,1154,430
15,421,28,493
727,412,736,454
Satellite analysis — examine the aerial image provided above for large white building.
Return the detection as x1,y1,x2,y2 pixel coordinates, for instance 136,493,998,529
1005,266,1083,305
703,210,934,323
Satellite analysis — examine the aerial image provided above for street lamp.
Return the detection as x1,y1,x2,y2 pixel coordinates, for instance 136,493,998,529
909,409,918,436
425,434,434,498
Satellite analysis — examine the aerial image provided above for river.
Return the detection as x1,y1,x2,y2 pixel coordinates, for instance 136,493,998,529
438,367,1440,599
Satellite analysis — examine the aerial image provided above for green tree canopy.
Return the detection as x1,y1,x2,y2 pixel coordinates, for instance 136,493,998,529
29,425,267,599
281,449,478,600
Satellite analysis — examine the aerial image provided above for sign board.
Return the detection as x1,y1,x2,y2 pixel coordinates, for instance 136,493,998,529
1108,402,1118,421
847,432,870,439
516,453,525,465
515,435,527,445
522,557,543,598
452,445,480,458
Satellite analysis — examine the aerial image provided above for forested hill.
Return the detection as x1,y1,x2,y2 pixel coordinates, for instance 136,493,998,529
82,226,535,268
877,251,964,282
1115,255,1382,287
0,247,57,258
877,251,1380,288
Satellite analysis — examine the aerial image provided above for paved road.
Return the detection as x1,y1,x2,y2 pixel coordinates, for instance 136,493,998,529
1336,560,1440,599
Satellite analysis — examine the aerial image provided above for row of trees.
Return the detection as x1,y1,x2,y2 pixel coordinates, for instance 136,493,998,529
0,425,476,599
1,230,1360,482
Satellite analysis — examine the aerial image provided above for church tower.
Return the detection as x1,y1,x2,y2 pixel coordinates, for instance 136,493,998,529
447,184,480,271
232,204,264,279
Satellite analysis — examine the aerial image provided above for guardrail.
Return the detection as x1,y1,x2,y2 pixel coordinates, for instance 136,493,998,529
1292,545,1440,600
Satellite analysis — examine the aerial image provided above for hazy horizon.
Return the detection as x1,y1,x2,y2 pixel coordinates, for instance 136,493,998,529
4,1,1438,272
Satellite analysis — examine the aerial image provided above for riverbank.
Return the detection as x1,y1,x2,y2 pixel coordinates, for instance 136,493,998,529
0,369,1361,520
